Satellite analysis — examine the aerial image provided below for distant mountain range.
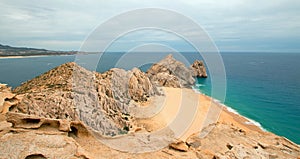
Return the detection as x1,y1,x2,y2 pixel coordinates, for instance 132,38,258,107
0,44,77,56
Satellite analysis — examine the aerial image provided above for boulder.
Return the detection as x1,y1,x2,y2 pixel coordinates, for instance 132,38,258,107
186,135,202,149
169,141,189,152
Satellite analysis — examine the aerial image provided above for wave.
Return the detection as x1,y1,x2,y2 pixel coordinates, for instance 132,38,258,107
225,106,239,114
193,85,267,132
224,104,267,131
244,119,265,130
199,90,267,132
192,86,203,94
195,84,205,87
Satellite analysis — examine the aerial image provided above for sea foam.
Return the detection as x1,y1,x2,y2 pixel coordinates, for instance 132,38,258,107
192,86,203,94
222,104,267,131
192,87,267,132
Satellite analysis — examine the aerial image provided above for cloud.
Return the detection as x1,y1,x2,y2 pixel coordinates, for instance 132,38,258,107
0,0,299,52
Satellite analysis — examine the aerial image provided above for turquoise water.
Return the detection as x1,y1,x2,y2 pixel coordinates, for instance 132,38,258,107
0,52,299,144
196,53,300,144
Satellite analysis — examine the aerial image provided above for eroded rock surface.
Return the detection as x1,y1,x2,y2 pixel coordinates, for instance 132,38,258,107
12,62,158,136
197,123,300,159
190,60,207,78
128,68,157,102
0,56,299,159
0,84,22,115
0,129,88,159
147,54,195,88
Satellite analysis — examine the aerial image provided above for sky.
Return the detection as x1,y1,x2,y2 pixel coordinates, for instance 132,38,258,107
0,0,300,52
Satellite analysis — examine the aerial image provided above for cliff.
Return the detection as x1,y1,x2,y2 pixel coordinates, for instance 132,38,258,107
0,55,299,159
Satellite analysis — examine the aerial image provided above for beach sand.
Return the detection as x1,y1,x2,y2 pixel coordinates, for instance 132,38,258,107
0,55,72,59
136,87,265,141
0,55,51,59
0,56,27,59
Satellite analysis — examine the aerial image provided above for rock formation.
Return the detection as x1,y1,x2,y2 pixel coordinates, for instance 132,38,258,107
0,84,22,115
147,54,195,88
1,111,90,158
128,68,157,102
0,55,299,159
191,123,300,158
190,60,207,78
11,62,158,136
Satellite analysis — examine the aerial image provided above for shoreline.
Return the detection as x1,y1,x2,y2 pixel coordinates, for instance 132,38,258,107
198,89,266,133
192,86,266,131
0,54,75,59
188,87,300,146
213,96,266,131
192,88,266,132
137,87,269,142
0,55,52,59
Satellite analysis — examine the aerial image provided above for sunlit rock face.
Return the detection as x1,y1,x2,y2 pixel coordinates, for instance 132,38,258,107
147,54,196,88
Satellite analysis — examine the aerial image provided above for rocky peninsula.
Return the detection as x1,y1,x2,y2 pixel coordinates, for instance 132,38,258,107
0,55,299,158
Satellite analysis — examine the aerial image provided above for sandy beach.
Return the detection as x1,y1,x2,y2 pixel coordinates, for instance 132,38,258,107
0,54,75,59
0,55,51,59
0,56,27,59
136,87,265,141
101,86,274,153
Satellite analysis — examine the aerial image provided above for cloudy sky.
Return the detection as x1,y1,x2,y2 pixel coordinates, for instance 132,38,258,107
0,0,299,52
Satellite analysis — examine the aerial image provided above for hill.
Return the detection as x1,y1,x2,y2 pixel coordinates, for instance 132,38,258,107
0,43,77,56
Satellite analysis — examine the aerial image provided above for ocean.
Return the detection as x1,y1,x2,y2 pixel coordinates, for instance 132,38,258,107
0,52,299,144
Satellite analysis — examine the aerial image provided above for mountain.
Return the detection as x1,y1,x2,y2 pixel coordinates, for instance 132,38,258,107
0,43,77,56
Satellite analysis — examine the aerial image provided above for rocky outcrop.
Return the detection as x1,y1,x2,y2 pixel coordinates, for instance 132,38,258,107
1,111,299,158
195,123,300,159
8,56,208,137
0,112,90,159
12,62,158,136
1,109,300,159
1,57,299,159
190,60,207,78
147,54,195,88
13,62,78,94
0,131,88,159
128,68,157,102
0,84,22,115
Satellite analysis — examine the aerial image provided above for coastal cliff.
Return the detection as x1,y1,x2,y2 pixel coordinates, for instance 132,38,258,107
0,55,299,158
